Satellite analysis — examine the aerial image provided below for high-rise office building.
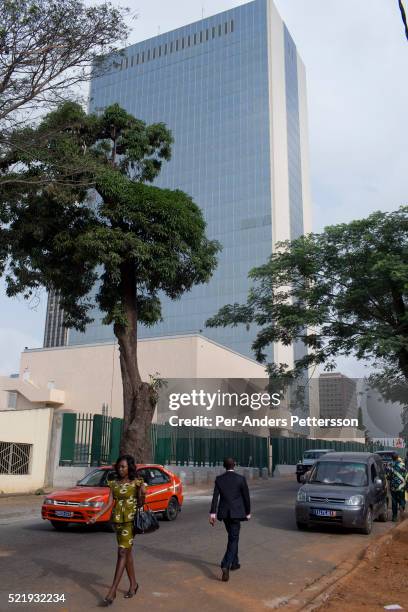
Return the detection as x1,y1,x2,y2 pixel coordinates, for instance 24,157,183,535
43,290,67,348
45,0,312,363
319,373,358,421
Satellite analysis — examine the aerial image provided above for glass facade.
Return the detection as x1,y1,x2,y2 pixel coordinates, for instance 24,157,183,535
64,0,307,361
43,290,67,348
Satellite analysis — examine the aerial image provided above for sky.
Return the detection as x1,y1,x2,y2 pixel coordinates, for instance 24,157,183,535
1,0,407,377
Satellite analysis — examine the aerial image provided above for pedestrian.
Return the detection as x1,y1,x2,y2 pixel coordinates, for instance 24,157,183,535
209,458,251,582
385,451,407,522
88,454,145,605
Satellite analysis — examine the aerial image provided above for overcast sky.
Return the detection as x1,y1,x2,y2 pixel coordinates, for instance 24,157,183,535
1,0,407,376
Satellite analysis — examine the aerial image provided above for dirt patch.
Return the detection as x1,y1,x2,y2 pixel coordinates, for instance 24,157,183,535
314,521,408,611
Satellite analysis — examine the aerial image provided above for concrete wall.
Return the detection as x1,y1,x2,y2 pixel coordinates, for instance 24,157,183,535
0,377,10,411
0,407,53,493
50,464,269,491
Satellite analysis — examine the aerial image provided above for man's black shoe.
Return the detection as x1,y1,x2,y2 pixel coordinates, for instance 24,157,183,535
221,567,230,582
230,564,240,571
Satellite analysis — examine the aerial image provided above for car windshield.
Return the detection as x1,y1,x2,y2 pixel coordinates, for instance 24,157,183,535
309,461,368,487
77,469,109,487
303,451,328,460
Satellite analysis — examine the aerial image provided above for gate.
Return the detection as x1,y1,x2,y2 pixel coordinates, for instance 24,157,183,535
59,413,123,466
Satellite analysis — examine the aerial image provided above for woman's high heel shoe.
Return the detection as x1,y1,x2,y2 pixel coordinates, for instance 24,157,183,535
124,583,139,598
103,593,116,606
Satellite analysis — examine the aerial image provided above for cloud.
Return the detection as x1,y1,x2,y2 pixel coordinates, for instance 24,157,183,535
275,0,408,230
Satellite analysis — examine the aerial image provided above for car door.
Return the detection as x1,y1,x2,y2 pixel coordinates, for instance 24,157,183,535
137,467,172,512
375,459,388,508
370,460,384,516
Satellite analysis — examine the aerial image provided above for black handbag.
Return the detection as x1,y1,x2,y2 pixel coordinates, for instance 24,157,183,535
134,507,160,534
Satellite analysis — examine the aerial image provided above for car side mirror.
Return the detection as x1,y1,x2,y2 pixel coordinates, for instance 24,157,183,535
374,477,383,488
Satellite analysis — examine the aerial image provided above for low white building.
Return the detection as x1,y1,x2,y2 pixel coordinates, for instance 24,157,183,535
0,334,271,493
0,334,267,416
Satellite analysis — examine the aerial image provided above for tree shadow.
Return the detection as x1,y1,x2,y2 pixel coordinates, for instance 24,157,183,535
137,543,220,581
252,502,301,532
30,556,118,606
23,522,112,534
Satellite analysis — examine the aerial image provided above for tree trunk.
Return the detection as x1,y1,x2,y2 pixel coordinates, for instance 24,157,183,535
397,348,408,383
114,263,156,462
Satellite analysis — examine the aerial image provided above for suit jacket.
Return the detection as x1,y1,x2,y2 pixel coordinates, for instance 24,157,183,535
210,471,251,520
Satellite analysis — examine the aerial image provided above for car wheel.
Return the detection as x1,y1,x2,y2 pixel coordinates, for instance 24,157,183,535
164,496,179,521
377,501,388,522
50,521,69,531
296,474,302,483
360,507,373,534
296,521,308,530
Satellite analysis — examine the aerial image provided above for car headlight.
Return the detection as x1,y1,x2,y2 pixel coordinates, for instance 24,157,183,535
79,500,104,508
297,489,309,502
345,495,364,506
44,498,55,505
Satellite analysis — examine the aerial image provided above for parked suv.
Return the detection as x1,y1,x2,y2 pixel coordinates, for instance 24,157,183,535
295,452,388,534
296,449,334,483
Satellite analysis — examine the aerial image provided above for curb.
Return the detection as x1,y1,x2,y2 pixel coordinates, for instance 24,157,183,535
280,520,406,611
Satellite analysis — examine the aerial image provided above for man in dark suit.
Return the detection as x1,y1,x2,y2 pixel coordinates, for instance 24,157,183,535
209,457,251,582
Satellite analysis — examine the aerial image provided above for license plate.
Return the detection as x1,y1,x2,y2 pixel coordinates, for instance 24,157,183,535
312,509,336,517
55,510,73,518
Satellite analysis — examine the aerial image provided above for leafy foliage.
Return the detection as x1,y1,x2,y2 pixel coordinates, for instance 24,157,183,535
1,102,220,334
0,0,129,127
207,208,408,382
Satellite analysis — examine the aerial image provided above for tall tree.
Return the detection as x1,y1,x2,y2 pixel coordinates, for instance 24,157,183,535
0,0,129,129
1,102,220,459
207,207,408,386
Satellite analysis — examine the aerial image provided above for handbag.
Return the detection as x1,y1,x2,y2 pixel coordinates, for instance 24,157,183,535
134,506,160,534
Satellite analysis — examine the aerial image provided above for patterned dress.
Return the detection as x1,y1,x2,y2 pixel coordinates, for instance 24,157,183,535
107,478,144,549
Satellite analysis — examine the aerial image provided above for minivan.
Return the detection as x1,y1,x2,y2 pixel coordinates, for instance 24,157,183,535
295,452,388,534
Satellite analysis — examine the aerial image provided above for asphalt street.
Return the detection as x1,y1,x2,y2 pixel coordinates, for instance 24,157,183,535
0,478,393,612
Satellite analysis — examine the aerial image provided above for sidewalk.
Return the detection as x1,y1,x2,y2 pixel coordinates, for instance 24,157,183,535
310,518,408,611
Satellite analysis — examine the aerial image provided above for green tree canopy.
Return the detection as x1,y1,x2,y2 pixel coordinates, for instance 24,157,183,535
1,102,220,459
207,207,408,384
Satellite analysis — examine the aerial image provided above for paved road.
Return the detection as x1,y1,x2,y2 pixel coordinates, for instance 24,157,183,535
0,479,392,612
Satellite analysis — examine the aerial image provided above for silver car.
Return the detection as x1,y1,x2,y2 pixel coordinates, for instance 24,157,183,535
295,452,388,534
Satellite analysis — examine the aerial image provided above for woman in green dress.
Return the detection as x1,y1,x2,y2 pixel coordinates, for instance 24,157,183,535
89,454,145,605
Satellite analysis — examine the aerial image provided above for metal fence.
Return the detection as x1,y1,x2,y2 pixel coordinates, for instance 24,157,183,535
270,437,385,470
0,441,32,475
59,413,269,468
59,413,122,466
60,413,401,472
152,423,269,468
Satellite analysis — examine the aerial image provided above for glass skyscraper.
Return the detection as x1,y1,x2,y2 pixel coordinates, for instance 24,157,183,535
45,0,312,365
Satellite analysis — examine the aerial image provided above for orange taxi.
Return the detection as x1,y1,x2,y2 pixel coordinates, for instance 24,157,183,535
42,464,183,530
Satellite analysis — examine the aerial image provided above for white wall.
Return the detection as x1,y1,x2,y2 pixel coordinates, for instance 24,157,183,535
0,407,53,493
10,335,266,418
